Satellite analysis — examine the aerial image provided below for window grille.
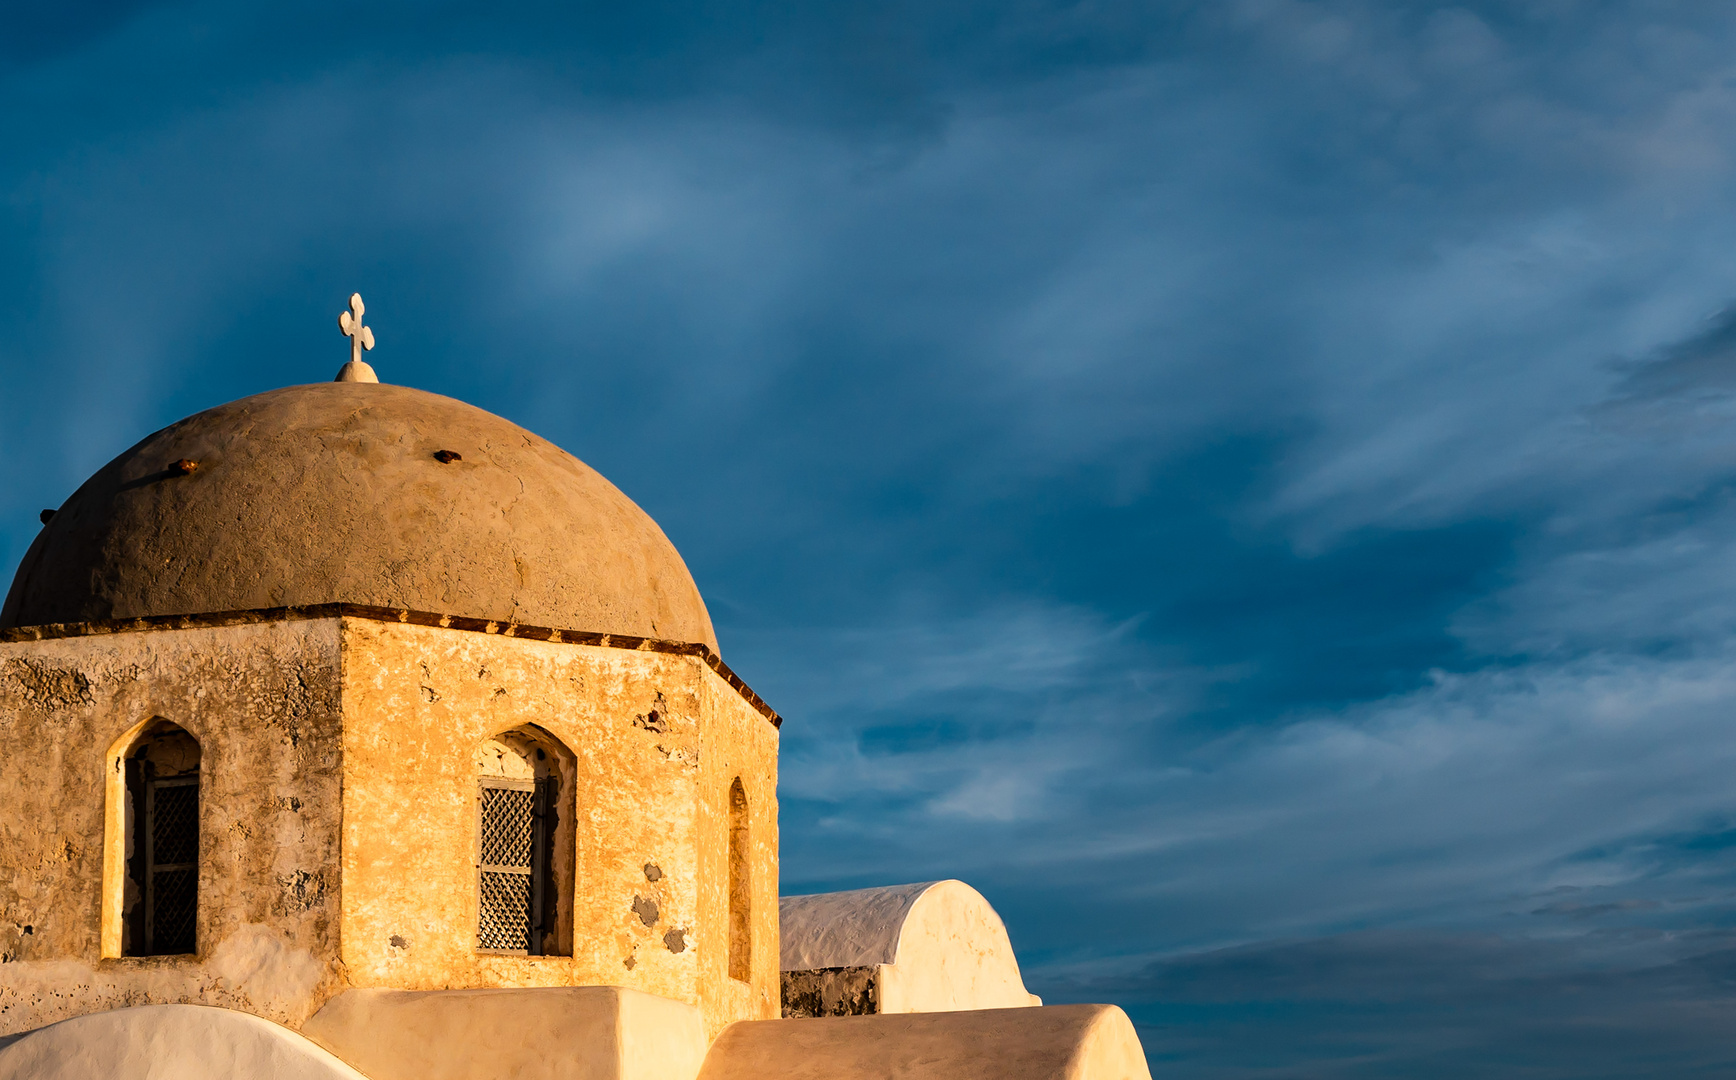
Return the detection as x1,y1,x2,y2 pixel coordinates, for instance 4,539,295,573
476,778,551,953
143,775,199,954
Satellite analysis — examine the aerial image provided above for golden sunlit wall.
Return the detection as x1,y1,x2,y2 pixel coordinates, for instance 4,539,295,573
0,614,780,1041
338,619,780,1038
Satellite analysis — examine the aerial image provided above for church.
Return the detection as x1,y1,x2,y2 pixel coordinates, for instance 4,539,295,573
0,297,1149,1079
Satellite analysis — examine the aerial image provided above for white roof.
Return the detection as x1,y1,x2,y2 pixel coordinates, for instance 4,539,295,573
779,882,942,970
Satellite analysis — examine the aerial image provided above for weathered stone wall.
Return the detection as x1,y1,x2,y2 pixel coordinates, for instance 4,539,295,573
0,620,346,1035
780,967,878,1018
0,612,780,1040
698,668,781,1029
337,619,779,1037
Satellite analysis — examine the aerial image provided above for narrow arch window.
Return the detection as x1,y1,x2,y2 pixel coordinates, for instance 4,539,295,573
728,776,751,982
121,721,201,956
475,726,575,956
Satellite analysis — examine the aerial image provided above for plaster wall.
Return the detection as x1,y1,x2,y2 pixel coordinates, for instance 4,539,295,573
0,621,346,1035
699,1004,1153,1080
302,985,707,1080
337,619,779,1037
780,881,1038,1016
0,1004,368,1080
879,881,1042,1013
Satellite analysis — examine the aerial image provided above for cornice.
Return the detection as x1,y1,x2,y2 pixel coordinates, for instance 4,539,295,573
0,603,781,728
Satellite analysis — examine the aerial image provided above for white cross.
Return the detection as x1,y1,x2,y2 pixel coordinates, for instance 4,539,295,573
338,293,375,365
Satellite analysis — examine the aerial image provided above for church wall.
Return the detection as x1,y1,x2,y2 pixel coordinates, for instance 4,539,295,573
336,618,778,1037
697,668,781,1029
0,620,347,1035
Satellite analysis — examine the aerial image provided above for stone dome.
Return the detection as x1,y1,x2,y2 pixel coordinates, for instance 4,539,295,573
0,382,718,650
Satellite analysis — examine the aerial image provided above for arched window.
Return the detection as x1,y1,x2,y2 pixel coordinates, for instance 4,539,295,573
121,720,201,956
475,725,574,956
728,776,751,982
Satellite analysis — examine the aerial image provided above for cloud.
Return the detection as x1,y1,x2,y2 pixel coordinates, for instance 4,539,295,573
1608,304,1736,405
771,611,1736,984
10,3,1736,1075
1048,928,1736,1078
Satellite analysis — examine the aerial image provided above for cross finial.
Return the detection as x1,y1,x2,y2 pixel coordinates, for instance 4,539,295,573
335,293,379,383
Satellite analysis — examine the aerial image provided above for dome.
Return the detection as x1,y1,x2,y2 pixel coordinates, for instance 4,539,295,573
0,382,718,650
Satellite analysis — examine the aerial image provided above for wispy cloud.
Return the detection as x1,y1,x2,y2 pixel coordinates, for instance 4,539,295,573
9,2,1736,1074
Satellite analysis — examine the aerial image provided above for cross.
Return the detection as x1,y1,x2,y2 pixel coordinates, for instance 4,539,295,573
338,293,375,365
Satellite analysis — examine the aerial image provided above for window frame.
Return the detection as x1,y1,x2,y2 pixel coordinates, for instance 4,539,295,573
112,721,202,959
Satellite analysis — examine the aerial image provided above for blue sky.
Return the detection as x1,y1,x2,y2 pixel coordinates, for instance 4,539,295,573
7,2,1736,1074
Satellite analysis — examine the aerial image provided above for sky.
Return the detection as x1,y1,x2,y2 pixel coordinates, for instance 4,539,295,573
6,1,1736,1074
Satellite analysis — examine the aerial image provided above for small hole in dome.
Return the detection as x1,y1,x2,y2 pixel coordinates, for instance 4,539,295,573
171,459,198,475
433,450,462,464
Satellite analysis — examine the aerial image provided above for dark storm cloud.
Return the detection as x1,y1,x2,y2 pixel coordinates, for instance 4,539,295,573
7,2,1736,1076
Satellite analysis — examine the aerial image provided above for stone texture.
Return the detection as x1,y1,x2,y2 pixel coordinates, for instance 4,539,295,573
302,985,707,1080
0,382,717,651
0,620,346,1033
0,611,779,1040
338,617,781,1038
781,967,878,1018
700,1004,1153,1080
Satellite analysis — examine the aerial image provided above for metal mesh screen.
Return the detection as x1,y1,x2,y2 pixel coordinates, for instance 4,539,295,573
151,783,199,865
479,787,535,868
478,871,532,950
477,784,536,952
147,778,199,954
151,867,198,953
